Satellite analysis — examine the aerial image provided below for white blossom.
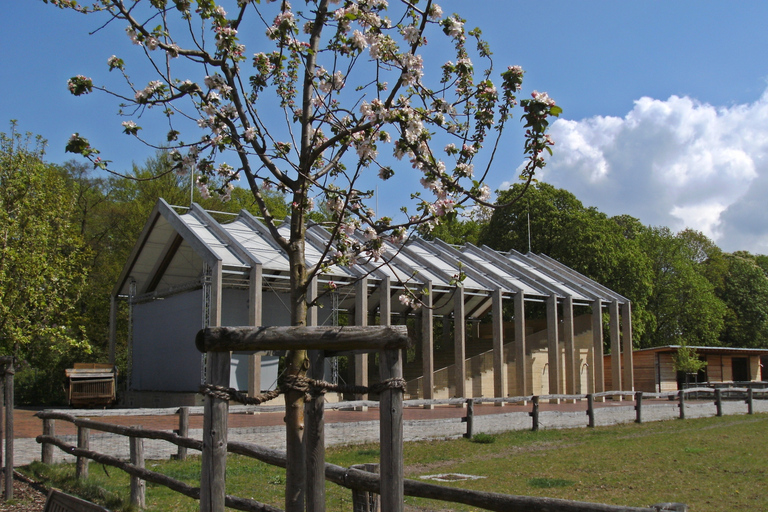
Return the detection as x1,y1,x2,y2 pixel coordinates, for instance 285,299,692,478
351,30,368,51
428,3,443,20
401,25,420,45
478,184,491,202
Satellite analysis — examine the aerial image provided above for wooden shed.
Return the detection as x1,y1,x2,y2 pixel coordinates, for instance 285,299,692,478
110,199,634,407
605,346,768,393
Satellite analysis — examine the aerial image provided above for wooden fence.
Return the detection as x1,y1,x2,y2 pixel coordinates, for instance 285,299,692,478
33,384,767,512
0,357,13,502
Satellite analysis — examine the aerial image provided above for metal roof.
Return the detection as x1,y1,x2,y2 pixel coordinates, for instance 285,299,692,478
114,200,631,313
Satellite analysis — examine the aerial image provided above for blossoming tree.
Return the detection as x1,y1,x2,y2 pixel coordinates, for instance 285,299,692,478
50,0,559,509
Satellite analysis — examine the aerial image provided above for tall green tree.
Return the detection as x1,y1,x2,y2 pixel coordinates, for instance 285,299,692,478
717,253,768,348
0,124,92,402
637,227,725,348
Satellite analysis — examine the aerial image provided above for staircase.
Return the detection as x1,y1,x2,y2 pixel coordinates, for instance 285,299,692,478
403,315,594,398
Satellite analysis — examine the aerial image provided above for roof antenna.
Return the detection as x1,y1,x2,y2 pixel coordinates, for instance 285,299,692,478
190,165,194,206
527,210,532,253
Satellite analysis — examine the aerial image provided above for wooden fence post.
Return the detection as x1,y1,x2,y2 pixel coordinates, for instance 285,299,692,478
4,363,13,502
715,388,723,417
586,394,595,428
463,399,474,439
0,376,3,483
41,419,55,465
635,392,643,424
130,431,146,509
200,352,230,512
305,350,326,512
351,463,380,512
76,427,90,479
530,396,540,432
176,407,189,461
678,390,686,420
378,348,404,512
746,388,754,415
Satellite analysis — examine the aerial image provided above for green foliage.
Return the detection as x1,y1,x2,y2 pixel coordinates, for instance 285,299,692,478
716,253,768,348
469,432,496,444
419,214,484,246
528,477,575,489
672,345,707,375
637,227,726,348
0,124,92,402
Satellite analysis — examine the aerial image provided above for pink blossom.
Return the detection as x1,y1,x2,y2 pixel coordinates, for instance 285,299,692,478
434,199,455,217
531,90,556,107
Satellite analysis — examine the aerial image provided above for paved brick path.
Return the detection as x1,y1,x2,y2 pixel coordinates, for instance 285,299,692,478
9,398,767,467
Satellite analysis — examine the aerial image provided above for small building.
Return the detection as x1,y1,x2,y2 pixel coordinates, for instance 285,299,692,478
605,346,768,393
110,199,635,407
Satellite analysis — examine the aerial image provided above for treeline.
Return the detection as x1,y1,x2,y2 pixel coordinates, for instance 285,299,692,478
1,126,287,403
427,182,768,351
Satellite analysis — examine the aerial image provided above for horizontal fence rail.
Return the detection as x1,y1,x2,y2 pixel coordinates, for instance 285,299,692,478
35,386,768,512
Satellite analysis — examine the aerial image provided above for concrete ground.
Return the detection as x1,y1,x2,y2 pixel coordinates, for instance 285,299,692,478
7,398,767,467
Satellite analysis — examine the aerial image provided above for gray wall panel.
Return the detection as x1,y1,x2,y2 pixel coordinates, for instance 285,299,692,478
132,290,203,391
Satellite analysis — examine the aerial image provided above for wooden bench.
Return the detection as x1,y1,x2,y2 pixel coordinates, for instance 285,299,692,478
43,489,112,512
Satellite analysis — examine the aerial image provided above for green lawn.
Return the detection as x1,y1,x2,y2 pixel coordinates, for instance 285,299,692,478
24,413,768,511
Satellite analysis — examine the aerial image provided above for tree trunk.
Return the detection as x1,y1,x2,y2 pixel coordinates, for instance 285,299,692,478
285,213,309,512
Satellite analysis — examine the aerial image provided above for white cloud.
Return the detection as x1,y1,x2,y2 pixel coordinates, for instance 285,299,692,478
517,89,768,253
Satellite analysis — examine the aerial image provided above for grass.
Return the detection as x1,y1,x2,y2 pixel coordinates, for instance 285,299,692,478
22,413,768,511
468,432,496,444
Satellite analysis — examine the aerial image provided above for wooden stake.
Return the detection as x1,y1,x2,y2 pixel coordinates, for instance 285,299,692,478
130,432,145,509
76,427,90,479
4,365,13,502
530,396,540,432
305,350,326,512
176,407,189,461
678,390,686,420
42,419,54,465
463,399,474,439
200,352,230,512
351,464,380,512
715,388,723,417
379,349,404,512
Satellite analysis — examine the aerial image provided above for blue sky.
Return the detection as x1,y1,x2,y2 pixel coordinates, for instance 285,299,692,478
4,1,768,253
